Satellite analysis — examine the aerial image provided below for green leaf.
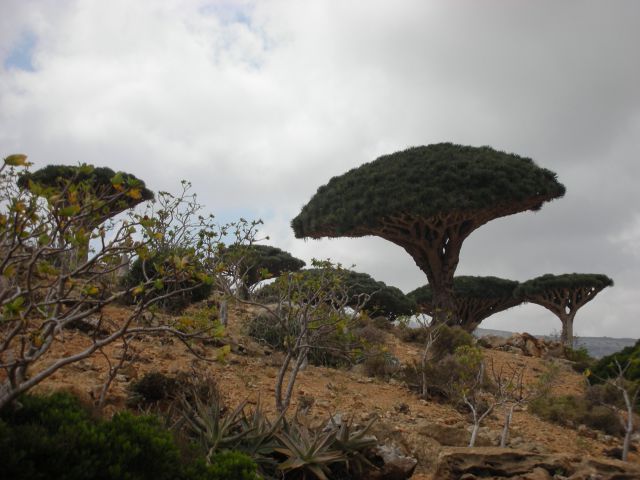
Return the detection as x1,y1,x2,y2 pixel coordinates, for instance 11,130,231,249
59,205,81,217
4,154,30,166
111,172,124,185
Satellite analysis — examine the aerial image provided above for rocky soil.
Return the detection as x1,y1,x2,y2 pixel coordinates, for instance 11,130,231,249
31,303,640,479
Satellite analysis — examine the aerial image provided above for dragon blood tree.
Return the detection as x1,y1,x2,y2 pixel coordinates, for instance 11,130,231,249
340,269,416,321
516,273,613,347
407,276,522,332
221,244,306,299
256,267,414,321
18,164,153,268
291,143,565,323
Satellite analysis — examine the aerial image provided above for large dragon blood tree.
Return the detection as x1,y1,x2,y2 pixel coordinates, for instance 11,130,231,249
291,143,565,324
515,273,613,347
407,276,523,332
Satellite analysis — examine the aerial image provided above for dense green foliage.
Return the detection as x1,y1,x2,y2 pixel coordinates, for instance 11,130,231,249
430,325,476,360
401,338,482,402
515,273,614,297
591,340,640,383
247,309,360,368
399,325,476,400
222,244,306,287
292,143,565,237
128,371,180,407
124,248,214,312
395,323,474,357
407,276,521,330
564,346,595,373
529,393,623,436
257,268,414,320
343,270,416,320
18,164,153,200
18,164,153,223
408,276,520,305
0,392,258,480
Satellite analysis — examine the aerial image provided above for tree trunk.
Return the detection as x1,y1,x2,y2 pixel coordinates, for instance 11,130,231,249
500,404,516,447
421,358,429,398
469,422,480,447
560,313,575,348
431,287,457,325
219,299,228,327
622,389,634,461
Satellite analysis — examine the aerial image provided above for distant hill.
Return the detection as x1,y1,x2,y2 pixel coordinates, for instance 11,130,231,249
475,328,637,358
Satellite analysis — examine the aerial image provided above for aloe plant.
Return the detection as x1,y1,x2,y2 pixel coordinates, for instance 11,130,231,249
179,389,253,462
236,398,286,475
331,416,378,476
274,421,346,480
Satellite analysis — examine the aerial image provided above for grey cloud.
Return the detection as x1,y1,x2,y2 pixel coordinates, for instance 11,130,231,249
1,0,639,337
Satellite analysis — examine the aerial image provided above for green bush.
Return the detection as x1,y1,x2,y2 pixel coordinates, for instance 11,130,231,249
195,452,260,480
590,339,640,383
362,352,401,378
371,315,393,330
246,311,292,350
431,325,475,360
401,343,486,402
124,249,213,312
353,324,387,346
247,310,358,368
529,394,622,436
0,391,258,480
395,323,430,344
127,371,179,407
564,346,594,373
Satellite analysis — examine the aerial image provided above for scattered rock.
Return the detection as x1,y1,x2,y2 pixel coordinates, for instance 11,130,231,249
434,447,640,479
417,420,491,447
479,333,564,358
365,444,418,480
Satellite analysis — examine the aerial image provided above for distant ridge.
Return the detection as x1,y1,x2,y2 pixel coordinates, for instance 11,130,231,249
475,328,637,359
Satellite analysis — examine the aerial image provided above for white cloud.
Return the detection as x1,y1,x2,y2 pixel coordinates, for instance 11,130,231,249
1,0,639,337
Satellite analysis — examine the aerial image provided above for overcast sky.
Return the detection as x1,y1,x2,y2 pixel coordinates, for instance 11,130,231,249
1,1,639,338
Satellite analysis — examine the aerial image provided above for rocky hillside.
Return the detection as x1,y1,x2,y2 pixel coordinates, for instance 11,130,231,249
33,304,640,479
476,328,637,358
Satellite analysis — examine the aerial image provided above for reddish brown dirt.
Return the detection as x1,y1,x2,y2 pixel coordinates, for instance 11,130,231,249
30,303,639,478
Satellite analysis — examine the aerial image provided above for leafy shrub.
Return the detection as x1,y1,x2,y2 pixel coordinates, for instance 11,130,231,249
362,352,401,378
431,325,475,360
583,405,622,435
247,310,358,368
371,315,393,330
354,324,387,346
401,343,485,402
128,371,179,407
590,339,640,383
585,382,621,406
124,248,213,312
564,346,594,373
529,394,623,436
205,451,260,480
247,311,293,349
0,391,257,480
395,323,430,344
